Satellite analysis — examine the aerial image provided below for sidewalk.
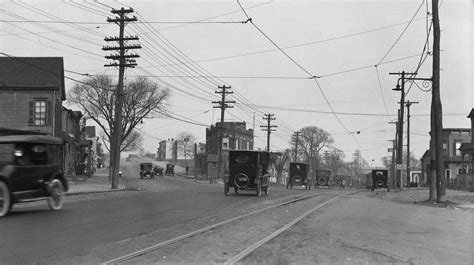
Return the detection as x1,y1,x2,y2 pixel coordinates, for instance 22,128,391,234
66,173,125,196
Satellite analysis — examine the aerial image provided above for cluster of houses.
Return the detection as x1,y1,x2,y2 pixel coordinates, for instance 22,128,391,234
0,56,101,179
2,56,472,190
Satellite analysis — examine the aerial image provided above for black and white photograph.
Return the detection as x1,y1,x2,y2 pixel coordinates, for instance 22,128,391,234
0,0,473,264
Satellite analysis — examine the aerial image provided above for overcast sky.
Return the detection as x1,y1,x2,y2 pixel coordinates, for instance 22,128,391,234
1,0,472,166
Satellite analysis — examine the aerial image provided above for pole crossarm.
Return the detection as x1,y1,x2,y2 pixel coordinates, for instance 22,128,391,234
103,6,140,189
213,85,234,183
261,113,277,152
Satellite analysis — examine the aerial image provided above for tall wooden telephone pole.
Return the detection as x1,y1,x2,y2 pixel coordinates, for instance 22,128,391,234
103,7,141,189
293,131,300,162
260,114,277,152
212,85,235,183
432,0,445,201
406,100,419,188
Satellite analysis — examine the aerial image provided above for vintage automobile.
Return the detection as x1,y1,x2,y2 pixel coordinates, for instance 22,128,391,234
0,135,68,217
286,162,311,190
140,162,155,179
224,150,270,196
165,164,175,176
333,175,349,189
314,169,332,189
371,169,390,191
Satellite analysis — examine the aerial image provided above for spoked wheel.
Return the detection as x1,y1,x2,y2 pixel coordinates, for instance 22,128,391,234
234,187,239,194
256,181,262,197
264,186,269,195
47,179,64,211
224,182,229,196
0,181,12,217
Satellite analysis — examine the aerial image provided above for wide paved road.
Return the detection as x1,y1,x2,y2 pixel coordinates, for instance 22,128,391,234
0,173,308,264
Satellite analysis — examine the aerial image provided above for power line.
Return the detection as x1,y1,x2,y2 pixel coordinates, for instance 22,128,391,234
376,0,425,65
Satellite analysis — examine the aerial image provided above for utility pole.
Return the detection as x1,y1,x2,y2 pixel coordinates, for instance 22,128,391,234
432,0,445,202
212,85,235,183
390,71,416,189
388,119,397,189
260,114,277,152
406,100,419,188
103,7,141,189
324,150,330,166
293,131,300,162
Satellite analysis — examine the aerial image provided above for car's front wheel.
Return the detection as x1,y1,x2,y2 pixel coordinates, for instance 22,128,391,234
0,181,12,217
47,179,64,211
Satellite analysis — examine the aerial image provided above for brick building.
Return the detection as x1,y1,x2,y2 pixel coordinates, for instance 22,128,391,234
420,128,472,186
206,122,254,179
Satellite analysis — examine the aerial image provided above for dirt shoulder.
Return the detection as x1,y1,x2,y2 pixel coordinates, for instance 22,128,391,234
244,190,473,264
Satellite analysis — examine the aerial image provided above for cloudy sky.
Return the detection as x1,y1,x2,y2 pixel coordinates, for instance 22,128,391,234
1,0,472,166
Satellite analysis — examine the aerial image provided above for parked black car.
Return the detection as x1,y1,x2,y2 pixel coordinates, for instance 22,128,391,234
0,135,68,217
371,169,390,191
224,150,270,196
315,169,332,189
165,164,175,176
140,162,155,179
286,162,311,190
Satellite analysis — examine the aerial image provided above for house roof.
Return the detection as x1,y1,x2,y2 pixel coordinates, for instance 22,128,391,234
0,57,66,100
468,108,474,119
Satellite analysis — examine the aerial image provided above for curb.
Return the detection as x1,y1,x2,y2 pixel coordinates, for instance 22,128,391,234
66,188,127,196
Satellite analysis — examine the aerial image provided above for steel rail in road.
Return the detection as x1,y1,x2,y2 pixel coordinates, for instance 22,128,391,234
224,191,358,265
102,193,323,265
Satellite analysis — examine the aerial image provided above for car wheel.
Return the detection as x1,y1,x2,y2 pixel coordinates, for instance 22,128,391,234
0,181,12,217
224,182,229,196
234,187,239,194
47,179,64,211
264,186,269,195
256,181,262,197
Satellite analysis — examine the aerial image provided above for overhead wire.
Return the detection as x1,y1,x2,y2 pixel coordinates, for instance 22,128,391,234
377,0,425,65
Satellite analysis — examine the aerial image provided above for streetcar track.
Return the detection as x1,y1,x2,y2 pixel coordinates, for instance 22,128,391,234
224,191,358,264
102,192,325,264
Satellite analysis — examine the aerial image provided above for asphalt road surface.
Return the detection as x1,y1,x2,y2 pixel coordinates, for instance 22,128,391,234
0,171,305,264
1,165,472,264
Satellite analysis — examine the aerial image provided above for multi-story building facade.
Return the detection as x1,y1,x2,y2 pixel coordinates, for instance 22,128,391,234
157,138,177,161
206,122,254,179
420,128,472,185
206,122,254,154
0,57,66,135
460,109,474,172
0,57,90,178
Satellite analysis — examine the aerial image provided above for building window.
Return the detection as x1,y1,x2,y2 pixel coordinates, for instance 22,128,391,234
442,142,447,156
34,100,47,125
29,99,50,126
454,140,462,156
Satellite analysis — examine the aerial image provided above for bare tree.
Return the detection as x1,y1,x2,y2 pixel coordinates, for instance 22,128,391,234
176,131,196,166
296,126,334,175
69,75,170,153
327,148,347,175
